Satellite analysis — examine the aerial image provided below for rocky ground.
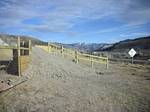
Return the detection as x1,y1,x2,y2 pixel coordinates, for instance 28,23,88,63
0,47,150,112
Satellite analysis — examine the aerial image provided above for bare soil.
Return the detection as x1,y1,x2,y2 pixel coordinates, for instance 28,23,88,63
0,47,150,112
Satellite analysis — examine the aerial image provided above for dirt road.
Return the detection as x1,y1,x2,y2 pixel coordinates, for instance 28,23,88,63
0,47,150,112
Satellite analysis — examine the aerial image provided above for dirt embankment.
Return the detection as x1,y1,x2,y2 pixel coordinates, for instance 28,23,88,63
0,47,150,112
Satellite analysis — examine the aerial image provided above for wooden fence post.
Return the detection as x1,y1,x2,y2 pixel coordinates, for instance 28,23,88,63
106,52,109,69
48,42,50,53
48,42,49,53
54,46,57,55
75,50,78,64
61,46,63,57
106,57,109,69
29,40,31,55
17,36,21,76
91,57,93,68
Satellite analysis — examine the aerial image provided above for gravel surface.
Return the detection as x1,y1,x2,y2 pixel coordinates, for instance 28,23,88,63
0,47,150,112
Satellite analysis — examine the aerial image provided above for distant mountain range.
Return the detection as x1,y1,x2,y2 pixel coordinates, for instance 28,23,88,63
98,36,150,52
54,36,150,53
53,42,113,52
0,34,150,53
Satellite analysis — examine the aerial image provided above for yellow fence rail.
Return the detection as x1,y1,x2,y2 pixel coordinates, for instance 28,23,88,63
36,43,108,69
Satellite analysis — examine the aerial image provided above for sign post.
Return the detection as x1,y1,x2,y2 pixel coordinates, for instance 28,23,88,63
128,48,136,64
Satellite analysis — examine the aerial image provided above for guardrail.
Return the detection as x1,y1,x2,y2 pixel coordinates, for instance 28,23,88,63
36,44,109,69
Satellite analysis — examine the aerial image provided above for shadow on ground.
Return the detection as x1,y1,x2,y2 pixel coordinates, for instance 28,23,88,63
0,60,18,76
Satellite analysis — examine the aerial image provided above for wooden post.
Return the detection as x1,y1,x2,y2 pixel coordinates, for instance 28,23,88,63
48,42,50,53
106,52,109,69
61,46,63,57
48,42,52,53
17,36,21,76
29,40,31,55
106,57,109,69
75,50,78,64
91,57,93,68
21,41,24,55
54,46,56,55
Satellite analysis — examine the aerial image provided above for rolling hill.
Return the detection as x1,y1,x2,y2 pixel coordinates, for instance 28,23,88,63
53,42,113,52
1,33,150,54
0,34,47,46
97,36,150,52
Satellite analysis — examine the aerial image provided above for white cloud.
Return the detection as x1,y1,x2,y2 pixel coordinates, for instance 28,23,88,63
120,32,150,38
0,0,150,34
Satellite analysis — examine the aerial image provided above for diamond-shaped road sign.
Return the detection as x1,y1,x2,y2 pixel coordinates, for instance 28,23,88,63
128,48,136,57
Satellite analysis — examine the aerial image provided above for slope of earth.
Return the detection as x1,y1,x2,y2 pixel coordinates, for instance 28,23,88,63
99,36,150,51
0,47,150,112
0,34,47,46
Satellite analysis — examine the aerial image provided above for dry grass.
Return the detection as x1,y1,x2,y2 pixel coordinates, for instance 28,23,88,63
0,49,12,60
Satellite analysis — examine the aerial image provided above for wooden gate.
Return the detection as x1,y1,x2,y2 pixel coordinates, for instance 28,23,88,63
0,37,32,76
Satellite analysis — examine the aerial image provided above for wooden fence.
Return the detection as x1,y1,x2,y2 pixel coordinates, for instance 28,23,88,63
0,37,32,76
36,43,108,69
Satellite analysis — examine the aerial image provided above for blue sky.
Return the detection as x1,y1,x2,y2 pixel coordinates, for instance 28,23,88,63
0,0,150,43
